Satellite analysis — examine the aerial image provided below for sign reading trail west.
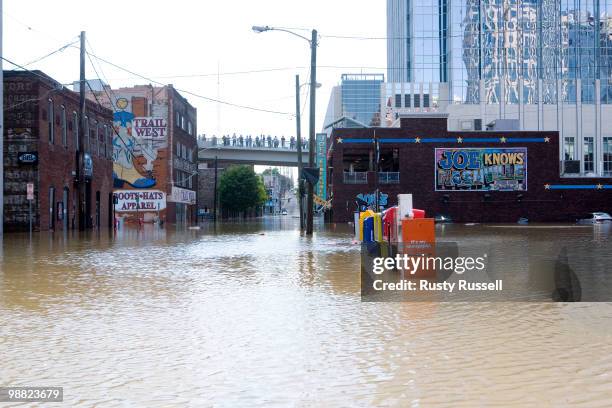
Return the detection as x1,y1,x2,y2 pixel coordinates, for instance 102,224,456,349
435,147,527,191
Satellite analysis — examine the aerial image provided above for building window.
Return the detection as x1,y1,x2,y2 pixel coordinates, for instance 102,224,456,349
91,121,98,156
48,99,54,144
73,111,79,149
423,94,430,108
104,125,109,159
395,94,402,108
61,105,67,147
583,137,594,173
564,137,575,161
414,94,421,108
49,186,55,230
187,121,192,135
176,111,181,127
604,137,612,175
97,123,103,156
404,94,411,107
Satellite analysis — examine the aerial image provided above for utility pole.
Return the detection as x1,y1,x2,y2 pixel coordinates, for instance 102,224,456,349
77,31,86,230
213,156,218,223
295,74,304,230
306,29,317,235
0,0,4,236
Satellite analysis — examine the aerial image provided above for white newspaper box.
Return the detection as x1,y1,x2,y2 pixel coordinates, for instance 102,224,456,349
397,194,413,242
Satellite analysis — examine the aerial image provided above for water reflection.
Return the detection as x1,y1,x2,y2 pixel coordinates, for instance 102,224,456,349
1,220,612,406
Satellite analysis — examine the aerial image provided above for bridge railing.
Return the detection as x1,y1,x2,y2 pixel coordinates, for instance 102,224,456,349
198,138,309,151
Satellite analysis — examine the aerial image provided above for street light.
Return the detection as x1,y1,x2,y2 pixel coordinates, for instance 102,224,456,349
253,24,318,235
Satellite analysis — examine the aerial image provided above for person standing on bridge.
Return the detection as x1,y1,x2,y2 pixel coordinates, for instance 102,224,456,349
273,136,279,148
239,134,244,146
267,135,272,147
232,134,237,146
290,136,295,149
281,136,285,148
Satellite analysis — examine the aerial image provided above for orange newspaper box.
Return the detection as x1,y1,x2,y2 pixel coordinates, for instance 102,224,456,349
401,218,436,278
401,218,435,244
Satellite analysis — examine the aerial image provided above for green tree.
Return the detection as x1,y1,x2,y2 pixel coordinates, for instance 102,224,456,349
219,165,267,214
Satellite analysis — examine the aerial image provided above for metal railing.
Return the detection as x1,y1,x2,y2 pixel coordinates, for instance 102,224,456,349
343,171,368,184
198,138,309,151
378,172,400,184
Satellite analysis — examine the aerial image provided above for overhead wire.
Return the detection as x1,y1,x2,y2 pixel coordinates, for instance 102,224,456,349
22,37,79,67
85,51,295,117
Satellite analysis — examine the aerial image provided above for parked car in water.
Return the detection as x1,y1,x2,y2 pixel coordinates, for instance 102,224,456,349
434,214,453,224
577,212,612,224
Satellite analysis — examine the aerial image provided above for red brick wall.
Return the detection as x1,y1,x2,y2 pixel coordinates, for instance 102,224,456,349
329,120,612,223
4,71,114,232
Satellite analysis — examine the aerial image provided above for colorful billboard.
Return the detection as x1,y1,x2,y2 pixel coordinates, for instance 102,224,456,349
435,147,527,191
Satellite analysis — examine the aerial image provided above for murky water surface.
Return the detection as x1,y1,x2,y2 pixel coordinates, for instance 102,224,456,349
1,219,612,407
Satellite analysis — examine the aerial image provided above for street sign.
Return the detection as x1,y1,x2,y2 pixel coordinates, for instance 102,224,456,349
302,167,320,185
26,183,34,200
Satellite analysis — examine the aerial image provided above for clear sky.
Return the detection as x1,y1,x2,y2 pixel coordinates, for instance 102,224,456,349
3,0,386,139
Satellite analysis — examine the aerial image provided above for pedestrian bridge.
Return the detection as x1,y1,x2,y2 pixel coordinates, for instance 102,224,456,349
198,140,309,166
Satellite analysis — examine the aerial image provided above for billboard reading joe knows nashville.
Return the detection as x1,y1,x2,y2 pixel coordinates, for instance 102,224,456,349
435,147,527,191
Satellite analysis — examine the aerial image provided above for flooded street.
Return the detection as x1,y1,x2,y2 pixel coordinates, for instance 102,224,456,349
2,219,612,407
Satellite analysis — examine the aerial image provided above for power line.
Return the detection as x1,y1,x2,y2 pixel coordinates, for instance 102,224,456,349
1,56,65,88
86,51,295,116
22,38,79,67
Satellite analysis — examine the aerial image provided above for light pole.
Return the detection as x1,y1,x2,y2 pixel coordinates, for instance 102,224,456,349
253,25,318,235
295,75,304,229
295,77,321,231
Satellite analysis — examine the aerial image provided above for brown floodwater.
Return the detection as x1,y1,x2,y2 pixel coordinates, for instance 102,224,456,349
1,218,612,407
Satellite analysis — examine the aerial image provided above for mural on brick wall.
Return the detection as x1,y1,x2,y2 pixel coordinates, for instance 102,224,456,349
435,147,527,191
111,96,169,220
112,97,167,189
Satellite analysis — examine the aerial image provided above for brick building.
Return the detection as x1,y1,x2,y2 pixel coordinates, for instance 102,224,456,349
328,114,612,223
3,70,114,232
87,84,198,225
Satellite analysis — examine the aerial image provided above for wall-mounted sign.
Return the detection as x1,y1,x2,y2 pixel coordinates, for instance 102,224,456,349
18,152,38,165
26,183,34,200
435,147,527,191
133,117,167,139
169,186,196,205
83,153,93,178
114,190,166,212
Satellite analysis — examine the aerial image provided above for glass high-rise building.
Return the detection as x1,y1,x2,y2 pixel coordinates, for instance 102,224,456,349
341,74,385,127
386,0,612,176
